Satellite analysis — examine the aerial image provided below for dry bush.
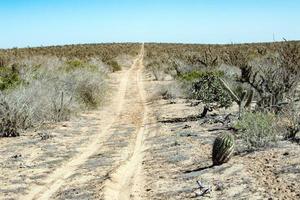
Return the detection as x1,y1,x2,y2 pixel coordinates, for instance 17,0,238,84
234,111,279,151
158,82,185,100
0,94,25,137
69,69,107,108
185,71,233,117
221,42,300,142
0,66,22,90
0,59,107,137
0,44,138,137
147,62,167,81
106,60,121,72
278,101,300,140
223,42,300,112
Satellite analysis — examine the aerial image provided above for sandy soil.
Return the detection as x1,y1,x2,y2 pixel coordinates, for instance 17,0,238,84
141,79,300,200
0,44,299,200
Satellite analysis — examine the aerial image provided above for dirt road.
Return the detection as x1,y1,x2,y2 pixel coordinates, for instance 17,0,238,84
1,44,299,200
0,44,149,200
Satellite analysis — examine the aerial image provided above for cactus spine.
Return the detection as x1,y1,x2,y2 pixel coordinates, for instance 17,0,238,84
212,133,235,165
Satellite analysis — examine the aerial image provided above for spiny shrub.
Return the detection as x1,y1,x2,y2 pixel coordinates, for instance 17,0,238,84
181,70,232,109
218,78,253,117
212,133,235,165
234,112,278,150
224,42,300,112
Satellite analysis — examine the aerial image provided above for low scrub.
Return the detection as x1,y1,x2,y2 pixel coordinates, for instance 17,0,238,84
0,58,107,137
159,82,185,100
278,103,300,140
106,60,121,72
234,112,279,151
0,66,22,90
182,70,233,117
0,95,23,137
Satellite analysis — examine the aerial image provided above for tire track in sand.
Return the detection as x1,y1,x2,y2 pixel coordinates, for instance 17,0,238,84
23,45,144,200
103,44,147,200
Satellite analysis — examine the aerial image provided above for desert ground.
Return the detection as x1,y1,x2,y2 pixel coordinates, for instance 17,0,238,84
0,44,299,200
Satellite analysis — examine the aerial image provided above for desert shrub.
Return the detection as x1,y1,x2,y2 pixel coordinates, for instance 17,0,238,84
0,43,137,137
179,70,224,82
159,82,185,99
70,69,107,108
182,70,232,107
278,102,300,140
0,66,22,90
0,63,107,137
152,67,166,81
5,77,75,129
0,94,23,137
63,59,98,72
234,111,279,150
145,59,172,81
65,60,85,71
106,60,121,72
223,42,300,112
178,70,233,117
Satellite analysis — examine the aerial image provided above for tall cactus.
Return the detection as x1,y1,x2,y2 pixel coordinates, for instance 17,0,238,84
212,133,235,165
218,78,253,117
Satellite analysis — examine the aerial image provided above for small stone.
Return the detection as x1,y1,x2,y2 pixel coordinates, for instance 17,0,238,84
12,154,22,159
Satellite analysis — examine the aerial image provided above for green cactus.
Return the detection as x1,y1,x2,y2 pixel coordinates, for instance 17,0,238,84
212,133,235,165
218,78,253,117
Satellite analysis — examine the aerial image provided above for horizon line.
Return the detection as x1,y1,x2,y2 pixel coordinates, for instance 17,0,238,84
1,39,299,50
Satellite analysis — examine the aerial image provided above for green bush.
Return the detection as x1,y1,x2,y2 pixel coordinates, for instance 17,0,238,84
234,111,278,150
0,67,22,91
181,70,232,108
64,60,97,72
179,70,224,82
106,60,121,72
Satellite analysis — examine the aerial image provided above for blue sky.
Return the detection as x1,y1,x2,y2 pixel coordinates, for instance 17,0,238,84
0,0,299,48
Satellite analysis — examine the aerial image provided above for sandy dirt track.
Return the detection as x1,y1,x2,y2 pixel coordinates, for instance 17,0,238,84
0,44,149,200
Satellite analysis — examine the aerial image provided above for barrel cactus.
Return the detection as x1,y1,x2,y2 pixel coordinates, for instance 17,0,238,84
212,133,235,165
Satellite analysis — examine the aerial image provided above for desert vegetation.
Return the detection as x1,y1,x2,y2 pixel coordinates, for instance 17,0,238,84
1,42,299,199
144,41,300,152
0,43,140,137
140,41,300,199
